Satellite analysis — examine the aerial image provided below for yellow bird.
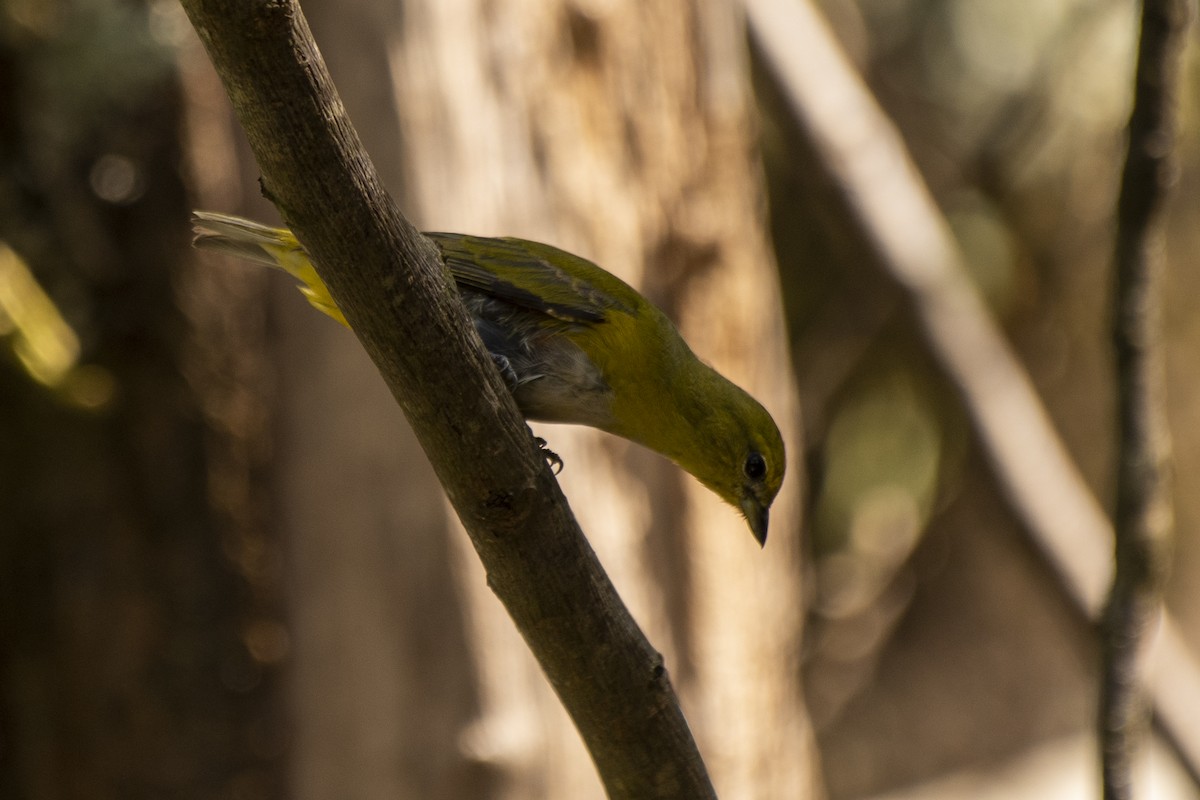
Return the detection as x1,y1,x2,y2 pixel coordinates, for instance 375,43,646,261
192,211,785,545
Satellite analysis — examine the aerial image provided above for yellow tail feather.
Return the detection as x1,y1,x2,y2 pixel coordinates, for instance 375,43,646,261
191,211,347,326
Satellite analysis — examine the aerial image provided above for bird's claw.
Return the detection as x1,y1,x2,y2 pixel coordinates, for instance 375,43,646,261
534,436,563,475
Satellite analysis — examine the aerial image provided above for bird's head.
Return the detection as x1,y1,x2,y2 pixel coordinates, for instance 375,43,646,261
678,382,786,547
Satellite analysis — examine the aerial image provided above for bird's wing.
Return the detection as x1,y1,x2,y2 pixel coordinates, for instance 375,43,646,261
427,233,632,325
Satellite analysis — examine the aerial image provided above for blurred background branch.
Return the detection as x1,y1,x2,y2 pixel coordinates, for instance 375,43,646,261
747,0,1112,616
747,0,1200,789
1103,0,1192,797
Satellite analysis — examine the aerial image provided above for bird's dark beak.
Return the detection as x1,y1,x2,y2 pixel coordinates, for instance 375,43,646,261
740,496,769,547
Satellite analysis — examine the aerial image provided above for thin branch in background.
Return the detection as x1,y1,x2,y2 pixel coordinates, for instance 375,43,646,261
177,1,716,797
743,0,1200,785
1103,0,1191,797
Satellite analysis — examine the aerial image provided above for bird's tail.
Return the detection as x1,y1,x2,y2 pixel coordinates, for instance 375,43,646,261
191,210,347,326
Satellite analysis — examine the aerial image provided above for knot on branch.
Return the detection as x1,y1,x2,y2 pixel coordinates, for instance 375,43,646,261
478,482,543,536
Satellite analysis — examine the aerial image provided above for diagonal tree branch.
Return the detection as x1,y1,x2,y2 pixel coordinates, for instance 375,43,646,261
744,0,1200,785
177,1,716,797
1102,0,1191,797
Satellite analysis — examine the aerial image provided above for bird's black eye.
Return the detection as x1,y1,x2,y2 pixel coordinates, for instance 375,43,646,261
744,452,767,481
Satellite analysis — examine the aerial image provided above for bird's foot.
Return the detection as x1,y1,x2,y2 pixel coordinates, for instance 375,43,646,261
533,435,563,475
